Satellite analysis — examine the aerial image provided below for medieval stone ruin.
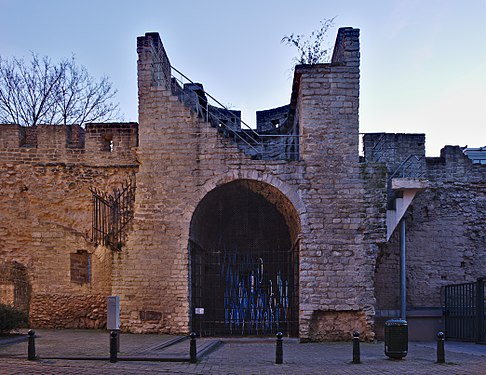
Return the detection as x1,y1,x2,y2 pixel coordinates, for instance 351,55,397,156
0,28,484,341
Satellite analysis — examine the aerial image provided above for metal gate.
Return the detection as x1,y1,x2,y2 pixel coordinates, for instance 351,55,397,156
190,240,298,337
444,278,485,343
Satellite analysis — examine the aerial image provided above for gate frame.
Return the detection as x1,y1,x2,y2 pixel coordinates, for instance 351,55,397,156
443,277,485,344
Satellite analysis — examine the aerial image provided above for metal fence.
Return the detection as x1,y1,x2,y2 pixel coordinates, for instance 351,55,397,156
443,278,485,343
190,240,299,337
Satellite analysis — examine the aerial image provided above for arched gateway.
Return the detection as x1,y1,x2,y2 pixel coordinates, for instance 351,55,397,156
189,179,300,336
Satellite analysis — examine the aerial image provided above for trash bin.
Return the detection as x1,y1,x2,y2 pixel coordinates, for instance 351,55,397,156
384,319,408,359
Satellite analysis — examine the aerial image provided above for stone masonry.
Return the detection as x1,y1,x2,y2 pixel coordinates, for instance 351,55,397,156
113,28,384,340
0,123,138,328
0,27,484,341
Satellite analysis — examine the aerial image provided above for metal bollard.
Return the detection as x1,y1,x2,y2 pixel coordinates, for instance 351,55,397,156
27,329,36,360
190,332,197,363
275,332,283,364
109,330,118,363
436,331,445,364
352,331,361,364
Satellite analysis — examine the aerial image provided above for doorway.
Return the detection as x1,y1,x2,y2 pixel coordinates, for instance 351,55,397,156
189,179,300,336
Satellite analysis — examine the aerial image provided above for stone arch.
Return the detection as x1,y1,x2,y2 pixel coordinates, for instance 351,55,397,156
188,177,302,336
182,171,307,231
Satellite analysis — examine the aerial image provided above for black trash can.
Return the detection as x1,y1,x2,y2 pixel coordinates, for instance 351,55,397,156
384,319,408,359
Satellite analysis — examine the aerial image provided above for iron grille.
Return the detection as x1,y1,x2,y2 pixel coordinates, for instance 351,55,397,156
190,240,299,337
91,181,135,250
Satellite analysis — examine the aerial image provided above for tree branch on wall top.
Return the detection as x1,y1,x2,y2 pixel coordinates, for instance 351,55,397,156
281,17,336,66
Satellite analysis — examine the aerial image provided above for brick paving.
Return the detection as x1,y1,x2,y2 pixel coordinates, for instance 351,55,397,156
0,329,485,374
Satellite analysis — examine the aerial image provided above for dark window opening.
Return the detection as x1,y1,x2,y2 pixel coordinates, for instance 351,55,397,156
102,134,114,152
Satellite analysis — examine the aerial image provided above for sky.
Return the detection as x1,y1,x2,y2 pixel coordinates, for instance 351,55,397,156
0,0,485,156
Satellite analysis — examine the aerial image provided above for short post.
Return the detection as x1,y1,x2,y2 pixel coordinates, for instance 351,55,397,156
436,331,445,364
27,329,36,361
352,331,361,364
190,332,197,363
110,330,118,363
275,331,283,364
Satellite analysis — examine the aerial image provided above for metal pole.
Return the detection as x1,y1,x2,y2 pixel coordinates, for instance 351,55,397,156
190,332,197,363
437,332,445,363
275,332,283,364
27,329,36,360
352,331,361,364
400,218,406,320
110,330,118,363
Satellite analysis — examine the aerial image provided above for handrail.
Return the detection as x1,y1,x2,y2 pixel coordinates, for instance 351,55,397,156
171,66,260,139
388,154,425,181
170,65,300,160
171,66,262,155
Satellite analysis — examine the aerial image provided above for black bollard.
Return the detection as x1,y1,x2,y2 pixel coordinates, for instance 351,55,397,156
190,332,197,363
275,332,283,364
27,329,36,361
352,331,361,364
109,330,118,363
436,331,445,364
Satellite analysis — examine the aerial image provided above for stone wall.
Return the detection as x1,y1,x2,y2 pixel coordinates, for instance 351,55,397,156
374,145,486,312
0,261,31,311
114,28,386,341
256,105,290,133
1,27,481,341
0,123,138,328
30,293,107,328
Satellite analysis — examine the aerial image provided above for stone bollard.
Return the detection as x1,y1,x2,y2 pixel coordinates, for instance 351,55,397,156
352,331,361,364
27,329,36,361
190,332,197,363
109,330,118,363
275,332,283,364
436,331,445,364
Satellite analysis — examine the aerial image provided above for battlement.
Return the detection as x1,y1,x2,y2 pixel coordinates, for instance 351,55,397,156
256,105,291,133
0,123,138,165
137,32,171,90
331,27,360,66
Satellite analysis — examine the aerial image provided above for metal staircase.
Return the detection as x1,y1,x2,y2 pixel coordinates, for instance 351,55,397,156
386,178,428,240
364,134,429,240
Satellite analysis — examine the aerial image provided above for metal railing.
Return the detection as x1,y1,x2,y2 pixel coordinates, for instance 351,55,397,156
170,66,300,161
370,133,387,162
387,154,425,181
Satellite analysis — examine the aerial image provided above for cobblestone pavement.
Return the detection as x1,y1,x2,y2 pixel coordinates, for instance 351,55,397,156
0,329,485,374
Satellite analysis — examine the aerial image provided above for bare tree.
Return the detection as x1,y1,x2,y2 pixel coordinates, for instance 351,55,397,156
281,17,336,66
0,54,120,126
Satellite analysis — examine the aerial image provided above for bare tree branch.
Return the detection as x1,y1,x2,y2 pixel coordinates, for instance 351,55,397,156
0,53,121,126
282,17,336,67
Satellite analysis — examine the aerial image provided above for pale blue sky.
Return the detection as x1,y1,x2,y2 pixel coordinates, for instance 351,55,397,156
1,0,485,155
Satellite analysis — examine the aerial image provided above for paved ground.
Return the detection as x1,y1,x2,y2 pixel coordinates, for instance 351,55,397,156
0,329,485,374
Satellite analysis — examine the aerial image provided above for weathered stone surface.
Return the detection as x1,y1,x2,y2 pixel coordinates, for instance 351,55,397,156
0,123,138,327
0,28,483,342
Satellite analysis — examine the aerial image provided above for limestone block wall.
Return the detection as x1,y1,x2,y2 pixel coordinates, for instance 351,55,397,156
374,146,486,311
0,123,138,328
116,28,387,341
294,28,387,341
363,133,426,167
256,105,290,132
